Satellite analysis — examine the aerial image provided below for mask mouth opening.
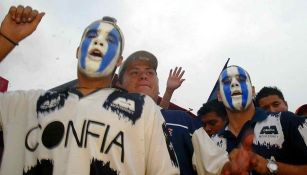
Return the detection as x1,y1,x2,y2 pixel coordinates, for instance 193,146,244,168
232,90,242,96
90,49,103,58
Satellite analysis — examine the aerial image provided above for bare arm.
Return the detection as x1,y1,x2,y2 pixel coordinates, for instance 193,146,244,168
0,5,44,62
159,67,185,109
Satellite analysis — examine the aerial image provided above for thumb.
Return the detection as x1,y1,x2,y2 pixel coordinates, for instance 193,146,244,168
242,132,254,151
32,12,45,27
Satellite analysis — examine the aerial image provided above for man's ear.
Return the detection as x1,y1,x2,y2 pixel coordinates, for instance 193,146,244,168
116,56,123,67
252,86,256,97
76,47,80,59
285,101,288,108
217,91,223,102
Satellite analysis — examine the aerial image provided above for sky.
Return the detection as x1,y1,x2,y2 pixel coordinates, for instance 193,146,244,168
1,0,307,114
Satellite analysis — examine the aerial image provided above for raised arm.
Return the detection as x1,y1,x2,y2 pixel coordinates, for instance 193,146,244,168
159,67,185,109
0,5,44,62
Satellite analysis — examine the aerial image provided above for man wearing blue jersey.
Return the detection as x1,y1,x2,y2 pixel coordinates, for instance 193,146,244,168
212,65,307,174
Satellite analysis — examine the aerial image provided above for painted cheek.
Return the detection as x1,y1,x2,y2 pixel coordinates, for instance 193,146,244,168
79,21,101,69
97,28,120,73
221,71,234,109
237,67,249,108
80,37,91,69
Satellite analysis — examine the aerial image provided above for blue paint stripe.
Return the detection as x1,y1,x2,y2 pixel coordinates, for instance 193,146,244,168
97,28,120,72
237,67,248,108
80,21,101,69
221,70,234,109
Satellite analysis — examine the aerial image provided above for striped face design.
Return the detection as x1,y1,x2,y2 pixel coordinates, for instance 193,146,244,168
78,20,122,78
219,66,253,111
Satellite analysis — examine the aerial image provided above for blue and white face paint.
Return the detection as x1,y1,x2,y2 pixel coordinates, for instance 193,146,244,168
219,66,253,111
77,20,122,78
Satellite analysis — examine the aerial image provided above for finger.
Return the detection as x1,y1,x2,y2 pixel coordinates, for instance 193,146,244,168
242,132,254,151
22,6,32,23
9,6,18,20
180,79,185,84
27,10,38,22
175,67,182,76
173,67,178,76
169,69,173,77
15,5,25,23
31,12,45,28
178,70,185,79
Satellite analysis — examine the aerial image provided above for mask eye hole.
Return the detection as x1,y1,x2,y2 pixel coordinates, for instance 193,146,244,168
238,75,247,82
222,77,231,84
86,30,98,38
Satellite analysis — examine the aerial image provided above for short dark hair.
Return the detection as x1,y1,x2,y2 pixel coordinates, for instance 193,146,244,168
254,86,285,107
197,99,227,121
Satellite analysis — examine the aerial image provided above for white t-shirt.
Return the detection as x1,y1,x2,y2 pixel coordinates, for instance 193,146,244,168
0,88,179,175
192,128,229,175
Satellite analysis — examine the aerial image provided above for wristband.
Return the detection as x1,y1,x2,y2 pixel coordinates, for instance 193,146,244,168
0,32,18,46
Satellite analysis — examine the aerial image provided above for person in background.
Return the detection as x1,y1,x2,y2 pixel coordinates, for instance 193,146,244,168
197,99,227,136
117,50,199,175
295,104,307,117
212,65,307,174
0,5,179,175
254,86,288,112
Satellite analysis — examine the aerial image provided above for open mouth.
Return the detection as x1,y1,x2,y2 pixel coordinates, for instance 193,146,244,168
89,49,103,59
232,91,242,96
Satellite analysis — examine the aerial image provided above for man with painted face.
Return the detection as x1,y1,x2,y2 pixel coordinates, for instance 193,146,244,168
0,5,179,175
211,65,307,174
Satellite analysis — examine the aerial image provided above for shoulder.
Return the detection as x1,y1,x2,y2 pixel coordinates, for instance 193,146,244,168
103,89,159,124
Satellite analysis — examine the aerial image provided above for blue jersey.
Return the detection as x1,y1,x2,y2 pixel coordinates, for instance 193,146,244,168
161,109,201,175
212,108,307,174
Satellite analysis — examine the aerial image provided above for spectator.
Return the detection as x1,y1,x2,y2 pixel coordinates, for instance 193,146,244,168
295,104,307,117
255,86,288,112
197,99,227,136
117,51,255,175
212,65,307,174
0,6,179,175
117,50,199,175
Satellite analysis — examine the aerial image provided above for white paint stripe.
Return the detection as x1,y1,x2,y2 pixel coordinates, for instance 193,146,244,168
165,123,189,129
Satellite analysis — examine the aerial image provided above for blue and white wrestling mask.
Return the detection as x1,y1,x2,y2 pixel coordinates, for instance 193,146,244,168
77,17,124,78
218,65,253,111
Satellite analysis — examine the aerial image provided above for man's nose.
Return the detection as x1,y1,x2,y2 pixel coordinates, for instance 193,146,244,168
93,38,104,47
231,78,239,87
139,72,148,80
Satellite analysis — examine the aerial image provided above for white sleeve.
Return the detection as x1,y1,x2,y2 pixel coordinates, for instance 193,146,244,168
144,97,179,175
0,90,44,130
192,128,229,175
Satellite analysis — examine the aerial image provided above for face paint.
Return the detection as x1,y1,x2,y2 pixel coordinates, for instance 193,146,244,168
219,66,253,111
78,20,122,78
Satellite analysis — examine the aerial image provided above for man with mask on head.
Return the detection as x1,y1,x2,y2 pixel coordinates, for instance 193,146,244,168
211,65,307,174
0,5,179,175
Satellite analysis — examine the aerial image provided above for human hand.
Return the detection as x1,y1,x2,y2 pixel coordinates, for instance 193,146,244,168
0,5,45,44
222,133,255,175
166,67,185,91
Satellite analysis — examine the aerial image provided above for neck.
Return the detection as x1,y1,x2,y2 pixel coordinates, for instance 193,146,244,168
226,103,255,137
77,71,114,95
